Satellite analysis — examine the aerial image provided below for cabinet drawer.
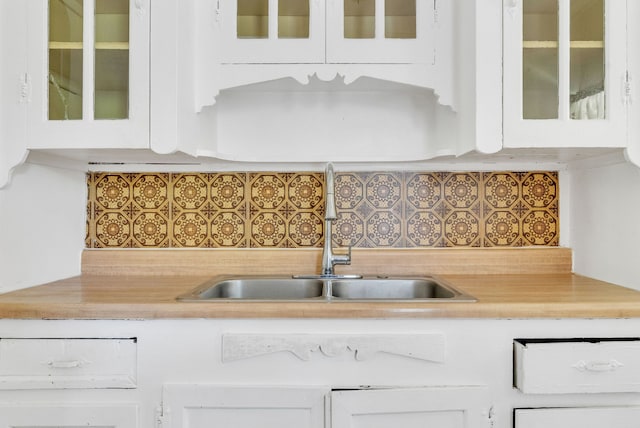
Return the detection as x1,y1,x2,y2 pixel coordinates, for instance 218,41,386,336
514,339,640,394
0,338,136,389
515,407,640,428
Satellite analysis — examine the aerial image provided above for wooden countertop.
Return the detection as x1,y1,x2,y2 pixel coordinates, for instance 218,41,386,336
1,248,639,319
0,273,640,319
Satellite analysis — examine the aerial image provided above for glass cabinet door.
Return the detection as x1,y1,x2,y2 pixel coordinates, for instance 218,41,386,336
521,0,604,121
503,0,626,148
48,0,130,121
569,0,605,120
27,0,149,149
94,0,130,120
220,0,325,63
521,0,558,120
48,0,84,120
327,0,433,64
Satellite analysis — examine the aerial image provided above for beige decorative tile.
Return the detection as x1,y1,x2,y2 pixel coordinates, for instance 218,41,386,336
86,170,560,249
250,212,286,247
482,172,559,247
95,211,131,247
443,173,480,209
173,211,209,247
441,173,482,247
211,174,245,209
406,173,441,209
335,172,405,247
133,212,169,247
248,172,324,247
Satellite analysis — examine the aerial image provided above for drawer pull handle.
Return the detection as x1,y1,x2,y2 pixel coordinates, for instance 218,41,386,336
48,360,82,369
573,359,623,372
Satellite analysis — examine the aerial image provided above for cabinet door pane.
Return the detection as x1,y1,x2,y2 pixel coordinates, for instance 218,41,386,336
95,0,129,120
49,0,83,120
385,0,415,39
569,0,604,120
522,0,558,119
278,0,309,38
344,0,375,39
238,0,269,38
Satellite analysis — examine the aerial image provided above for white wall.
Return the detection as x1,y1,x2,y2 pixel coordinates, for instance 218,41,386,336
0,162,86,293
570,160,640,291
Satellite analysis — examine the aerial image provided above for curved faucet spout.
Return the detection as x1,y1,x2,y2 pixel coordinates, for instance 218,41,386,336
321,163,351,276
325,163,337,220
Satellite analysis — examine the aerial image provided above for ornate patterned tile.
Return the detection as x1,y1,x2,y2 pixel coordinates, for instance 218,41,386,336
335,172,405,248
170,173,248,248
248,172,324,248
86,170,560,249
89,173,171,248
482,172,559,247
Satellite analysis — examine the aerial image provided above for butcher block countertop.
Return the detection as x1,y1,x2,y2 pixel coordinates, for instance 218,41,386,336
1,248,640,319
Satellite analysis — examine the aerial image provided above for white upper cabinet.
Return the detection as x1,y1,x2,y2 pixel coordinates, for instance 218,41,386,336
503,0,628,149
202,0,449,110
220,0,434,65
325,0,434,64
25,0,149,150
219,0,326,64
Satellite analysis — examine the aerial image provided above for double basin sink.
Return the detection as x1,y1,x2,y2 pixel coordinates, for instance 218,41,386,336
177,275,476,302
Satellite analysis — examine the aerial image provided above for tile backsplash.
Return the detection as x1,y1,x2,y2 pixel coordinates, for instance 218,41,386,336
86,171,559,248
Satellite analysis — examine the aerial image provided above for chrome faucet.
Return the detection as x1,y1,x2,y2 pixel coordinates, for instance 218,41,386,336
321,163,352,276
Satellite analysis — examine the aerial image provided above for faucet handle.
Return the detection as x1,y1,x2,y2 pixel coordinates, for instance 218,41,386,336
332,246,352,266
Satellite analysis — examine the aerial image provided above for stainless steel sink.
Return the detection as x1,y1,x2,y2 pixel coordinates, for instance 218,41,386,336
177,276,476,302
330,278,460,300
184,277,325,300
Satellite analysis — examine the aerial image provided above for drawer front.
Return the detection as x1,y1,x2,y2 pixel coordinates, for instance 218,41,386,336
514,339,640,394
0,338,136,389
515,407,640,428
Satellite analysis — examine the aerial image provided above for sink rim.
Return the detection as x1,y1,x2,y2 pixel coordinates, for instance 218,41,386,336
176,275,477,302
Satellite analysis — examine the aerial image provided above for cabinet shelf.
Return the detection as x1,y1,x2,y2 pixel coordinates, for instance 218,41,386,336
49,41,129,50
523,41,604,49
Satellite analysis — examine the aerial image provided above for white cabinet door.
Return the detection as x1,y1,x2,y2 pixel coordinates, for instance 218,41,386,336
26,0,149,150
515,407,640,428
219,0,435,65
0,405,137,428
331,387,488,428
219,0,325,64
503,0,627,149
162,385,327,428
326,0,435,64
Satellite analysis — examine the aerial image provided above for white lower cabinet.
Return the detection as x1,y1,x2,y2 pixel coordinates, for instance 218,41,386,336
331,386,487,428
162,385,487,428
0,404,138,428
4,320,640,428
513,338,640,428
514,338,640,394
0,338,137,389
162,385,327,428
0,337,138,428
515,407,640,428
